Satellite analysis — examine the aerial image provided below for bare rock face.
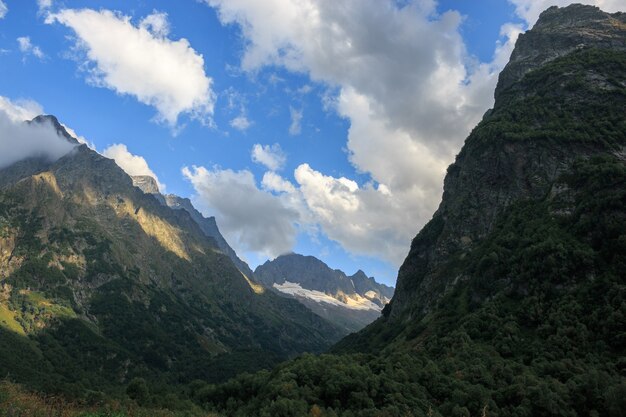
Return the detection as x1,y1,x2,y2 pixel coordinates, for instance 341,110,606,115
387,4,626,320
496,4,626,96
131,175,160,195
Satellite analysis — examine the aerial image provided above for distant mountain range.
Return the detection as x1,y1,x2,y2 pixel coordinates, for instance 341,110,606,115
131,176,393,333
255,253,394,332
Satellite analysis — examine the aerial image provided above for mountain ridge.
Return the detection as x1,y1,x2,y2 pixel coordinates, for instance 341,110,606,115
0,124,344,396
255,253,394,332
385,3,626,320
130,175,256,280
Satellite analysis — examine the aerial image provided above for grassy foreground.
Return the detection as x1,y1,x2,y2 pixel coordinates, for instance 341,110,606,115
0,380,218,417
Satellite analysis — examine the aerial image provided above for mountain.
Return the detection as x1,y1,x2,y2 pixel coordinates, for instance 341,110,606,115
131,175,255,280
255,253,394,332
0,119,344,399
205,5,626,416
381,2,626,322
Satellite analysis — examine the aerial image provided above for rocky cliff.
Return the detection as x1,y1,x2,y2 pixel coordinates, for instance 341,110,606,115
387,4,626,320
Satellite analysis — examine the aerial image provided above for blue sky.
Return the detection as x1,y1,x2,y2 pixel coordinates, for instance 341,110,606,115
0,0,621,286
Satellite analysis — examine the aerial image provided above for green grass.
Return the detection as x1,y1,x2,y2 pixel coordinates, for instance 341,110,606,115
0,303,24,334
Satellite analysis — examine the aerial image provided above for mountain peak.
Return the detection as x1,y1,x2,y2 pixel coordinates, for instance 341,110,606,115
495,4,626,97
255,253,394,332
132,175,160,194
28,114,79,145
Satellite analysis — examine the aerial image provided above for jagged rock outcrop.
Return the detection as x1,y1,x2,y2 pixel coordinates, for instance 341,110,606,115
496,4,626,96
29,115,80,145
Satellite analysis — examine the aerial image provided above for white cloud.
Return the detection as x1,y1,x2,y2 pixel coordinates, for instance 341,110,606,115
251,143,286,171
0,105,75,170
48,9,215,128
508,0,625,27
262,171,296,194
297,84,313,94
183,165,299,258
61,124,95,149
38,0,52,13
17,37,45,59
230,114,252,131
288,106,302,135
204,0,522,266
102,143,165,192
0,1,7,19
204,0,624,267
293,164,417,265
139,10,170,38
0,96,43,122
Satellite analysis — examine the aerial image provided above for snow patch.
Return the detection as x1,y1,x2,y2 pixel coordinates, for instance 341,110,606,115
273,281,381,311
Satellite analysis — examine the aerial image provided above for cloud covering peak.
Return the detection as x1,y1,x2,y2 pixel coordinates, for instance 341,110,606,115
0,98,75,169
102,143,166,192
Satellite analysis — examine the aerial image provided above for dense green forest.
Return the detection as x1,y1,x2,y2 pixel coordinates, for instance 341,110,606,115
198,155,625,417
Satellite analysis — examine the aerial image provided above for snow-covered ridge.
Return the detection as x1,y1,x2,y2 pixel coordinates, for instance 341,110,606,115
273,281,382,311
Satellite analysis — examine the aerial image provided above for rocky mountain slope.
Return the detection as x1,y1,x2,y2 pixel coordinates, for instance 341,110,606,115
255,253,394,332
384,2,626,320
131,175,255,279
0,121,343,397
205,5,626,416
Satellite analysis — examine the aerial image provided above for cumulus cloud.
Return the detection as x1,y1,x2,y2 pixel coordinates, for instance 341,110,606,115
183,165,299,258
230,114,252,131
251,143,286,171
0,97,44,122
139,10,170,38
37,0,52,13
47,8,215,128
294,164,418,265
204,0,522,265
0,1,7,19
288,106,302,135
508,0,625,26
0,105,75,170
17,37,45,60
102,143,166,192
262,171,296,194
